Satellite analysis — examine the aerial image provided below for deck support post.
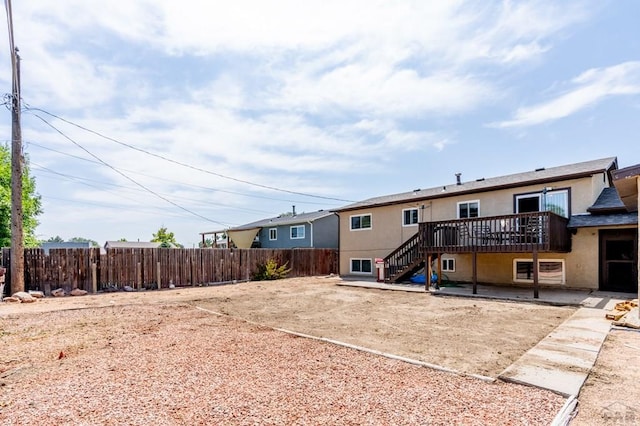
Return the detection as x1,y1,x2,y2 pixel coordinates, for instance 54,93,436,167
425,252,431,291
472,251,477,294
533,248,539,299
437,253,442,287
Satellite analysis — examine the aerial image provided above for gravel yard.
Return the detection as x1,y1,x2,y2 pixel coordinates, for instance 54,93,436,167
0,277,573,425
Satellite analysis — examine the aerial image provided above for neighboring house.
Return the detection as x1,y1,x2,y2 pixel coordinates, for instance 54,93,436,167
226,210,339,249
333,157,638,293
198,230,228,248
41,241,91,255
104,241,162,250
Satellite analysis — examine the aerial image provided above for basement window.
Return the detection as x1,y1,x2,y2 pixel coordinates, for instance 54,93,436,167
441,258,455,272
513,259,565,285
351,258,372,274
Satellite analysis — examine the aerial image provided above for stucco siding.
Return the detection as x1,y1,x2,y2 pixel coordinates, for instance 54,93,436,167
567,227,600,288
339,204,421,275
339,171,614,282
443,252,595,289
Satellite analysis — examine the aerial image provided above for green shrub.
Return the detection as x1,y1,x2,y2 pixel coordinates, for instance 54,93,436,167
253,259,291,281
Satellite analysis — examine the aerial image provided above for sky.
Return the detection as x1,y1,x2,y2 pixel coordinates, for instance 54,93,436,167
0,1,639,247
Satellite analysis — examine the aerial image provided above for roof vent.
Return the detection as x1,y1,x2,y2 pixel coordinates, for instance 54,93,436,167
455,173,462,185
476,178,485,182
535,167,545,172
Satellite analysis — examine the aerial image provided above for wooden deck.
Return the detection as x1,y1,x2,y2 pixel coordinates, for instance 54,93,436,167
420,212,571,253
383,212,571,284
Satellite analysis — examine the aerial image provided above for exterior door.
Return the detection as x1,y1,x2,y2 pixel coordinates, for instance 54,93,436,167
599,229,638,293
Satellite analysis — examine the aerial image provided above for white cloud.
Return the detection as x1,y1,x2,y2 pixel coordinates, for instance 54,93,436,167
4,0,608,245
491,61,640,128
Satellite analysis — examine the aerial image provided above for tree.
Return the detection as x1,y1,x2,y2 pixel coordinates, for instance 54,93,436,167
0,144,42,248
68,237,100,247
45,235,64,243
199,238,214,248
151,226,182,248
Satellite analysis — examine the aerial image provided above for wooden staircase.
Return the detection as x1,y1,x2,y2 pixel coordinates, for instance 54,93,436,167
383,232,425,283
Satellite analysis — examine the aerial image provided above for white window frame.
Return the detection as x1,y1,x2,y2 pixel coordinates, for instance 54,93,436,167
543,189,570,218
457,200,480,219
269,228,277,241
350,213,372,231
350,258,373,275
290,225,305,239
513,258,565,285
402,208,419,227
441,258,456,272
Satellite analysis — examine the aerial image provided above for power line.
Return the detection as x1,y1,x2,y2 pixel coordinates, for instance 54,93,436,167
31,163,276,215
24,107,355,203
31,112,233,227
24,139,340,206
39,194,240,223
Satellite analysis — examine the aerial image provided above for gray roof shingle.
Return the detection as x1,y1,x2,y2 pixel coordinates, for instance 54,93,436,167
568,212,638,229
334,157,618,212
587,187,627,213
230,210,335,231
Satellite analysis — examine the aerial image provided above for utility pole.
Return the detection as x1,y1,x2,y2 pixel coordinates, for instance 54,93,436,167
10,48,24,293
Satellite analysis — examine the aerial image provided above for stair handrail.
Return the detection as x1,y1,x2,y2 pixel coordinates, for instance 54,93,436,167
383,231,422,281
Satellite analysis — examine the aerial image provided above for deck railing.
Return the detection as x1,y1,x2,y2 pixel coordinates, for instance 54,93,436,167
419,211,571,253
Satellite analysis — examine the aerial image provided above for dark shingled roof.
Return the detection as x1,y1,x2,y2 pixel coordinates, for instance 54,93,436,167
334,157,618,212
587,187,627,214
230,210,335,231
568,212,638,229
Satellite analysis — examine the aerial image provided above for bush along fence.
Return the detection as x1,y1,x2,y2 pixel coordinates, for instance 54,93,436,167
1,248,338,295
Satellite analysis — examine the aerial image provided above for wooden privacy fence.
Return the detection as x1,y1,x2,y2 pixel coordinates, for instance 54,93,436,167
1,248,338,294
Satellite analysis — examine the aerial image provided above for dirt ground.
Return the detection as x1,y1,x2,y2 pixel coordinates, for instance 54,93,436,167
1,276,575,378
4,275,638,424
571,329,640,425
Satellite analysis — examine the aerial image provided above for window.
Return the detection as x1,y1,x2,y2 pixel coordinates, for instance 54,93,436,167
457,200,479,218
290,225,305,239
441,258,455,272
402,208,419,226
513,259,565,285
516,189,570,218
350,258,372,274
269,228,277,241
544,189,569,218
350,214,372,230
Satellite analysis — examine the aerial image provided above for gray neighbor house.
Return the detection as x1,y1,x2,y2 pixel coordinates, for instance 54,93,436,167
229,210,339,249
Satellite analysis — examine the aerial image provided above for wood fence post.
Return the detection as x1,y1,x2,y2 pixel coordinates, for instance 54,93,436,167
91,263,97,293
137,262,142,290
157,262,161,289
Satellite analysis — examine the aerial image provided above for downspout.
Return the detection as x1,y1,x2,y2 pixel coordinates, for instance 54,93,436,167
308,221,313,247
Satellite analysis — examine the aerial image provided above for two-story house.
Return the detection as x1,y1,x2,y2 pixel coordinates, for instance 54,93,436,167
334,157,638,294
226,210,339,249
